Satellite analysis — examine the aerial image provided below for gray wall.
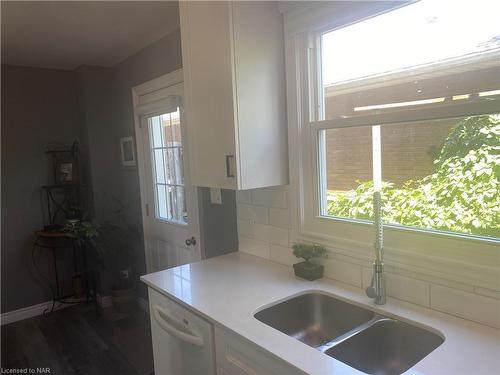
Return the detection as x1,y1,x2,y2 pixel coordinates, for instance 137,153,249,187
1,65,85,313
76,65,115,222
2,29,238,313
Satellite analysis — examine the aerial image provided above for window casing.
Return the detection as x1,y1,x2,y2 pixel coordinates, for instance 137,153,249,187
284,1,500,290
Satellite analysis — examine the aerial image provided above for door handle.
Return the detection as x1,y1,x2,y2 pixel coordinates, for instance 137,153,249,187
153,306,204,346
185,236,197,246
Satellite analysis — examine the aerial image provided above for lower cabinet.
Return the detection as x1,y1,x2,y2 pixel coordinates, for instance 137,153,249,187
215,325,304,375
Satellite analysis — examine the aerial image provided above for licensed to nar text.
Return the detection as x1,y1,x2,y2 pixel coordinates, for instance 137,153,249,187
1,368,51,374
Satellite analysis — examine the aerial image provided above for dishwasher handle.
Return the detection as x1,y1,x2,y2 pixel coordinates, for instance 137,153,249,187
153,305,204,347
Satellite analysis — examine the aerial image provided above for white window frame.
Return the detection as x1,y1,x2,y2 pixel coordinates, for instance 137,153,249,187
283,2,500,291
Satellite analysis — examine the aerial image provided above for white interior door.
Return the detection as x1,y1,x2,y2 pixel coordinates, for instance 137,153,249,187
135,80,201,273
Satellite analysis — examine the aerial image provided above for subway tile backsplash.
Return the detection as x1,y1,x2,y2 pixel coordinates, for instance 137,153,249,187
236,186,500,328
431,285,500,328
237,203,268,224
269,207,291,228
251,189,288,209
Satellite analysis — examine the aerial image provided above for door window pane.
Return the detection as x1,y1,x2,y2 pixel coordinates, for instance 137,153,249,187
148,108,188,224
172,148,184,185
157,184,168,220
164,148,176,185
151,116,163,148
153,149,165,184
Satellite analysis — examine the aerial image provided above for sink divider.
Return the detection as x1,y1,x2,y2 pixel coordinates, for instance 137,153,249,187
316,315,396,353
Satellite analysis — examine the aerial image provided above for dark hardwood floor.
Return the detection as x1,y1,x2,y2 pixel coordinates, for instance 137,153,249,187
1,303,154,375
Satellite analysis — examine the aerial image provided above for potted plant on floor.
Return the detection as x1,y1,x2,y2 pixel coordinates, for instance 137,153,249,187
292,243,327,281
97,222,136,312
65,196,140,313
64,218,99,299
91,194,142,313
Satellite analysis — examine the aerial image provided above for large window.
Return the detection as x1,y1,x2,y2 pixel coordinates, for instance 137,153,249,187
311,0,500,241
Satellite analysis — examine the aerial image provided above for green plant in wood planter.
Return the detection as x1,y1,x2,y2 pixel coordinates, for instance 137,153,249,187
292,243,327,281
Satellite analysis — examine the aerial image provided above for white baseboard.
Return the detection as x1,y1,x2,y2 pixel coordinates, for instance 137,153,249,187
2,295,149,325
2,294,110,325
138,297,149,314
1,300,73,325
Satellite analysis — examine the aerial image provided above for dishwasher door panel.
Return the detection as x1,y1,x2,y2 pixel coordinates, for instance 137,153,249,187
148,287,216,375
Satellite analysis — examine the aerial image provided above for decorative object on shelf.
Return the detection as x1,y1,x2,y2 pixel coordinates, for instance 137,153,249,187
120,136,136,167
292,243,327,281
56,159,74,184
47,141,80,185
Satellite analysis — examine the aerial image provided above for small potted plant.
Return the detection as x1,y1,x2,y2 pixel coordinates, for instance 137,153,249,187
292,243,327,281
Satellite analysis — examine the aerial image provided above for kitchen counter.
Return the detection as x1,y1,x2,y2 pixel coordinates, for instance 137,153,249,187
141,252,500,375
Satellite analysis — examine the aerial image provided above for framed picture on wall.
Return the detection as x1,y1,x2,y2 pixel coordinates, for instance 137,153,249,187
120,136,136,167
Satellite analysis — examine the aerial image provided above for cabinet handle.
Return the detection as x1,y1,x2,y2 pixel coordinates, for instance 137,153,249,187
226,155,235,178
153,305,204,346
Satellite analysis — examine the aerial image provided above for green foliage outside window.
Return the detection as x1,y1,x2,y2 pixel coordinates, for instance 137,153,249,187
327,115,500,238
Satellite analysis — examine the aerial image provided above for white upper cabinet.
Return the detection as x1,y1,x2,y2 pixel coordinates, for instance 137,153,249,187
180,1,288,190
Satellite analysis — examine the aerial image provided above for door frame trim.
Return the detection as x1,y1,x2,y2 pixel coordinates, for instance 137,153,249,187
132,69,201,273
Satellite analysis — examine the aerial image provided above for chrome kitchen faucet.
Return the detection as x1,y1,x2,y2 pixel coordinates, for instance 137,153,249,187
365,190,386,305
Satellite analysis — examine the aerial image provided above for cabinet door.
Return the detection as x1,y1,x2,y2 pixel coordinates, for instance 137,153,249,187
231,2,288,190
180,1,238,189
215,326,305,375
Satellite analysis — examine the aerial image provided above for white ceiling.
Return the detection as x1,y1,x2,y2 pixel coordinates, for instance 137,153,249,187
1,1,180,70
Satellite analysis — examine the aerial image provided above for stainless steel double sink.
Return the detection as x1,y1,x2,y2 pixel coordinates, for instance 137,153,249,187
254,292,444,375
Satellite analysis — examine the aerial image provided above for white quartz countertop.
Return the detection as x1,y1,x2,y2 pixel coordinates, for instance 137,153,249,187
141,252,500,375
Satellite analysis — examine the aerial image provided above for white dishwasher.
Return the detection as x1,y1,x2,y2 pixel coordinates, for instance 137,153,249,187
148,287,216,375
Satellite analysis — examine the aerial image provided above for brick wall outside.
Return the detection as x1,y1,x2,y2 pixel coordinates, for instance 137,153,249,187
325,116,457,191
161,111,182,144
